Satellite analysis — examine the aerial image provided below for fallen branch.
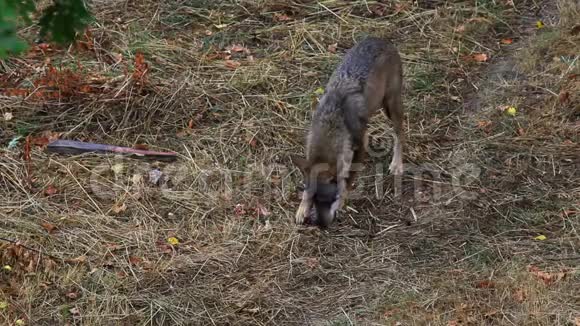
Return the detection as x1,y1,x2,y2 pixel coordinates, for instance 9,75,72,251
46,140,178,162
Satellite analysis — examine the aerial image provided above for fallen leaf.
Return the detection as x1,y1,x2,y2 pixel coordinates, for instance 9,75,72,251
157,243,173,254
44,185,58,196
69,307,81,315
3,265,12,272
234,203,246,217
475,280,495,288
574,317,580,326
128,256,142,265
517,128,525,136
327,43,338,53
43,130,62,142
65,291,79,299
224,60,241,70
67,256,88,264
500,38,514,44
534,234,547,241
506,106,517,116
167,237,179,245
255,202,271,217
559,91,570,104
134,143,149,150
528,265,567,285
214,23,229,29
314,87,325,96
31,136,50,147
111,52,123,64
3,112,13,121
229,44,249,53
383,308,398,319
536,20,544,29
0,301,7,309
473,53,489,62
111,202,127,214
132,52,148,83
477,120,492,129
15,319,25,326
248,137,257,148
41,222,57,234
454,25,466,33
305,257,319,269
274,12,291,22
513,289,526,302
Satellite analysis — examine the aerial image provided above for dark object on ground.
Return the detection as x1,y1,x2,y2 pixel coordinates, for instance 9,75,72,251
46,140,178,162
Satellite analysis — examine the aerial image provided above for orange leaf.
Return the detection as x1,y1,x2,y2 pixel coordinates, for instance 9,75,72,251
40,131,61,143
41,222,57,234
132,52,148,82
37,43,51,51
475,280,495,288
66,256,87,264
559,91,570,104
30,136,50,147
477,120,492,129
500,38,514,44
473,53,489,62
528,265,567,285
65,291,79,299
3,88,29,97
111,202,127,214
513,289,526,303
128,256,142,265
274,13,291,22
79,85,93,93
44,185,58,196
224,60,241,70
229,44,249,54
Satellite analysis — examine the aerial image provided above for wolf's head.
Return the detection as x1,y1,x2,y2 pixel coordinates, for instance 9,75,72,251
290,155,339,228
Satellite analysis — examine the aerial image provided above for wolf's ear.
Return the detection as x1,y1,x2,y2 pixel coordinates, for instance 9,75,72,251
290,154,310,176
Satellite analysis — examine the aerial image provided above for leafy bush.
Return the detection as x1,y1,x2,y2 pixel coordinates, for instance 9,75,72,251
0,0,91,58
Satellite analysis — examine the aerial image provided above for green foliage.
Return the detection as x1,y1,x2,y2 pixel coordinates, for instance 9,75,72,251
0,0,35,57
0,0,92,58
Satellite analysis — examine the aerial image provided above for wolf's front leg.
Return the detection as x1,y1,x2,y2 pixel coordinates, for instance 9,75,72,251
295,191,312,224
330,177,348,220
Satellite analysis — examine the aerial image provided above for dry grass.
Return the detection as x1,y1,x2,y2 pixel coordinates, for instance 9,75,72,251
1,0,579,325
